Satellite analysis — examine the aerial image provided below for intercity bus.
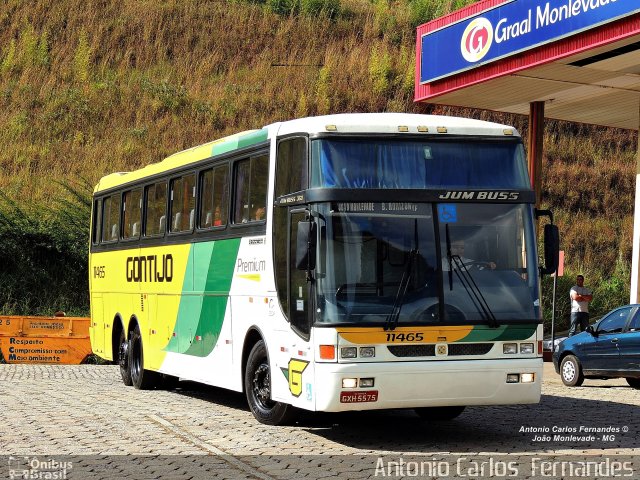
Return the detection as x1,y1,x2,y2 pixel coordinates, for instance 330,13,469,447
89,113,558,425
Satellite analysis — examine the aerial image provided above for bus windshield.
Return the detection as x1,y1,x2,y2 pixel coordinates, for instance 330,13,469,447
310,138,529,189
314,203,539,326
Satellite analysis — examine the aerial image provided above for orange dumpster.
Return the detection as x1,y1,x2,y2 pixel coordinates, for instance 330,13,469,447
0,316,92,364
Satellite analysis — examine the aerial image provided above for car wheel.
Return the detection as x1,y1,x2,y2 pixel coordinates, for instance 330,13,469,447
560,354,584,387
415,406,465,421
626,378,640,389
244,340,294,425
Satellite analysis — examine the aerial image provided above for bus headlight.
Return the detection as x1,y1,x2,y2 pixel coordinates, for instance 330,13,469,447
506,374,520,383
342,378,357,388
520,343,534,354
340,347,357,359
359,378,375,388
360,347,375,358
503,343,518,354
521,373,535,383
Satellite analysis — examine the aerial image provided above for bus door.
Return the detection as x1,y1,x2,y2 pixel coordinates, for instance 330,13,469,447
273,210,316,407
91,293,105,356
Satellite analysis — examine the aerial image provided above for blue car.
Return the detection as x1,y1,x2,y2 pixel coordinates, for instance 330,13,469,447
553,304,640,388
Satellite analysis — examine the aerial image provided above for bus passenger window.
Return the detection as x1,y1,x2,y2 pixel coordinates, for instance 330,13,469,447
92,199,102,245
101,194,121,243
234,155,268,224
123,189,142,240
170,174,196,233
144,182,167,237
199,165,228,228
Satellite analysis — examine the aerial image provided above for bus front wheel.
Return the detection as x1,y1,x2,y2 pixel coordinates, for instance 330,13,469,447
244,340,294,425
415,406,465,421
129,325,160,390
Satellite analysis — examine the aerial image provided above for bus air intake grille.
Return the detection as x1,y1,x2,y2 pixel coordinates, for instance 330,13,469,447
387,345,436,357
448,343,494,356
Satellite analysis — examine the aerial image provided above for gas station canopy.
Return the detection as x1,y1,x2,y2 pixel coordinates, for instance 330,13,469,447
415,0,640,130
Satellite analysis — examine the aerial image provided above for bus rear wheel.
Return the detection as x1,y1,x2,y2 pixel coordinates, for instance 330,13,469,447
129,325,160,390
244,340,294,425
415,406,465,421
118,329,133,386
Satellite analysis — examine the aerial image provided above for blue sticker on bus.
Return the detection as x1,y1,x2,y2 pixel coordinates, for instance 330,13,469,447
438,204,457,223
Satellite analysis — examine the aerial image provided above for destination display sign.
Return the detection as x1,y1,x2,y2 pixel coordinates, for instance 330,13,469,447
420,0,640,84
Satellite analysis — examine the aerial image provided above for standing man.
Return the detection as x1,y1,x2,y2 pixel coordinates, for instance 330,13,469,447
569,275,593,336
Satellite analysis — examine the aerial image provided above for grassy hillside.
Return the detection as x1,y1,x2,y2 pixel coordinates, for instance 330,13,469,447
0,0,636,327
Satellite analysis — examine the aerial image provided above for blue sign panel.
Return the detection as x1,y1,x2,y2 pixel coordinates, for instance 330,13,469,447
438,204,458,223
420,0,640,84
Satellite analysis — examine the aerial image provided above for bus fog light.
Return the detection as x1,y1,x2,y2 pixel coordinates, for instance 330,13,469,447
521,373,535,383
359,378,375,388
520,343,534,354
506,374,520,383
340,347,357,359
342,378,357,388
360,347,375,358
503,343,518,354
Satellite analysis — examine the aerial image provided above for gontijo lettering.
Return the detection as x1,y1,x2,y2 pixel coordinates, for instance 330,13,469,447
126,254,173,282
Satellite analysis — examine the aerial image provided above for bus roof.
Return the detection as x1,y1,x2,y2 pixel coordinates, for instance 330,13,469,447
269,113,519,138
94,129,268,193
94,113,519,193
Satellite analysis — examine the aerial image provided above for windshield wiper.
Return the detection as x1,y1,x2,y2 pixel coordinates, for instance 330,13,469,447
445,225,499,328
385,249,417,331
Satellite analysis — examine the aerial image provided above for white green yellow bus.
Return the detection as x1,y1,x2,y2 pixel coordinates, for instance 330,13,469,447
89,113,558,425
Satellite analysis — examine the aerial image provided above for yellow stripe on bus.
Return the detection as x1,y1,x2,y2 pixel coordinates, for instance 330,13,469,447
336,325,474,344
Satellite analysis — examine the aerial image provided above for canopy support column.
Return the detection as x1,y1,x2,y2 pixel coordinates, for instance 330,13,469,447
630,104,640,303
528,101,545,208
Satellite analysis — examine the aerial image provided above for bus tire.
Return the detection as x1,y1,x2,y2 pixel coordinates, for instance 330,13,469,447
415,406,465,421
129,324,160,390
245,340,294,425
117,329,133,386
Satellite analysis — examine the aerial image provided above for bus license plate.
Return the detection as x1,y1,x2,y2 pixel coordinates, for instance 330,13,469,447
340,390,378,403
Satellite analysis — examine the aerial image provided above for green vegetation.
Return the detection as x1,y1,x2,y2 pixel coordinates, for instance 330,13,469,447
0,0,636,329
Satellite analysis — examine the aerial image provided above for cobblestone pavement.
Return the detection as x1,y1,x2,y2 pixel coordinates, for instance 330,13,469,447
0,363,638,479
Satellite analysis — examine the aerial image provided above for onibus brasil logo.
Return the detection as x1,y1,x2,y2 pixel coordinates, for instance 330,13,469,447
460,17,493,63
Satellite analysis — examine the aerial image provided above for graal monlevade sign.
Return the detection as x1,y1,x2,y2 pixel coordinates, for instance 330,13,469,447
420,0,640,83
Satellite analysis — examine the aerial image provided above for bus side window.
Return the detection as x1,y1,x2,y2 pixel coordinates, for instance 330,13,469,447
144,181,167,237
170,174,196,233
234,155,268,224
199,165,229,229
92,199,102,245
122,188,142,240
101,194,121,243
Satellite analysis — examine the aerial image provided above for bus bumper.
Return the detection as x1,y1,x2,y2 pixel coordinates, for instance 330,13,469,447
313,358,542,412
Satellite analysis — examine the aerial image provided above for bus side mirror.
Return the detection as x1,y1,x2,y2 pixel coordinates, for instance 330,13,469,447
541,224,559,275
295,221,317,271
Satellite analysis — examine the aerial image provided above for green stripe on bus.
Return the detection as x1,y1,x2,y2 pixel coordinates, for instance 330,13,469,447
210,129,268,157
164,239,241,356
458,324,537,342
184,239,240,357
